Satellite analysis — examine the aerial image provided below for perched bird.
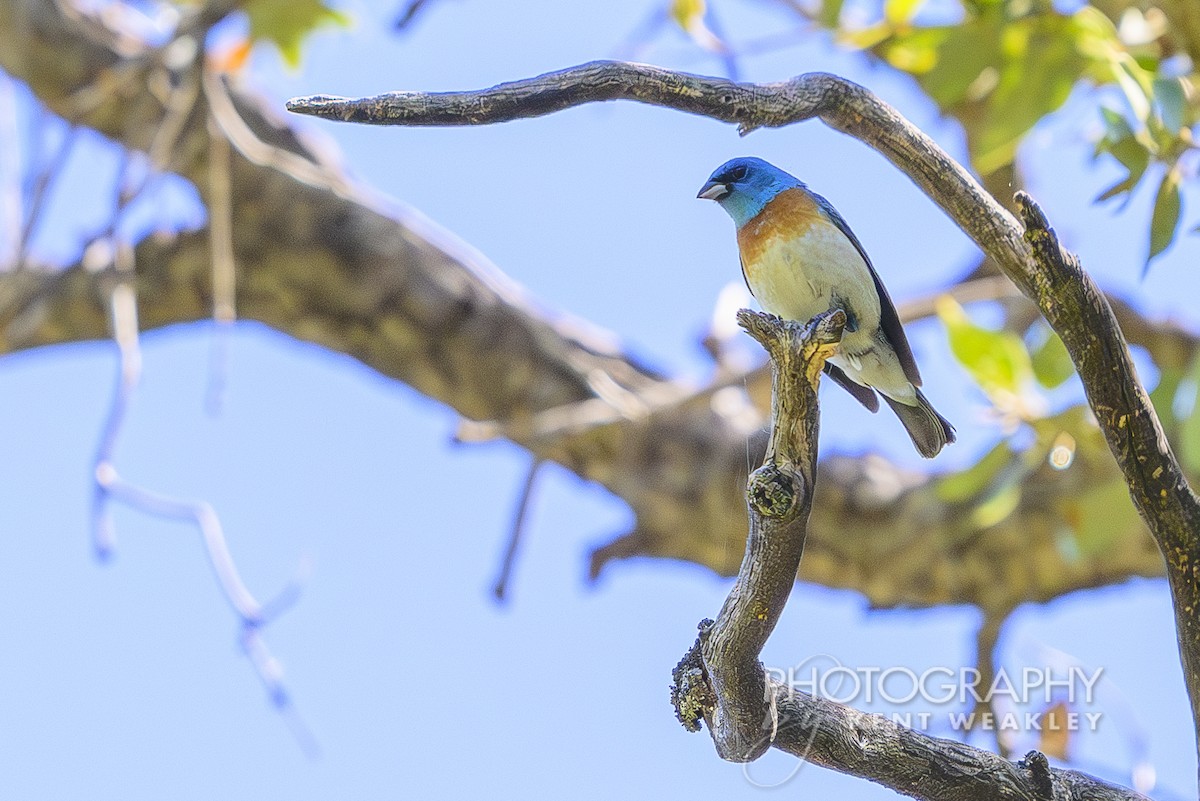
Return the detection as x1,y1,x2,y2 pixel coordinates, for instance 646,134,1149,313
698,156,955,458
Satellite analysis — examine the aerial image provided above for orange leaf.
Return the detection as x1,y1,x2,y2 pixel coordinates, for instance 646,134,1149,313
1038,701,1071,760
208,39,253,74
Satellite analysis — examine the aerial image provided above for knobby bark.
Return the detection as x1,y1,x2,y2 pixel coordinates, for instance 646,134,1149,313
669,310,1147,799
290,61,1200,774
696,308,841,762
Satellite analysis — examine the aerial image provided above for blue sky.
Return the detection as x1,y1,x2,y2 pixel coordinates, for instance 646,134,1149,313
0,0,1197,797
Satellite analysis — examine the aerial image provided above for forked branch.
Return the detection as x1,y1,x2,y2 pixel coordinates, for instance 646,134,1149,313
669,310,1146,799
289,60,1200,768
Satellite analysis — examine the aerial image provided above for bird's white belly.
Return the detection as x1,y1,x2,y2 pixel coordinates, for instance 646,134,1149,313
745,228,914,400
745,227,881,343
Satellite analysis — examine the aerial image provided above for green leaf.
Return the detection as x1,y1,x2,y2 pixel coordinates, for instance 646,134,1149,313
972,14,1088,174
1098,106,1131,137
671,0,705,29
938,296,1034,398
919,21,1002,107
1147,167,1183,269
936,440,1015,503
1093,143,1148,207
971,483,1021,528
1105,134,1151,178
1096,118,1151,174
934,440,1026,529
1030,328,1074,389
874,6,1135,175
1152,76,1187,135
819,0,845,29
1069,478,1142,556
884,0,927,26
670,0,725,51
1093,106,1151,206
1094,173,1139,205
1177,356,1200,473
872,11,1003,108
1182,395,1200,476
246,0,349,68
877,26,946,74
1111,56,1154,125
1148,365,1184,429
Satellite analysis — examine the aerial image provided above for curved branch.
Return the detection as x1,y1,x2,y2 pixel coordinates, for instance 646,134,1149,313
287,61,1033,296
1017,192,1200,742
291,58,1200,762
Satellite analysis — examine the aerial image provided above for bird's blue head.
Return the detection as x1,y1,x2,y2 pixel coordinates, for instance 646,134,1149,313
697,157,804,228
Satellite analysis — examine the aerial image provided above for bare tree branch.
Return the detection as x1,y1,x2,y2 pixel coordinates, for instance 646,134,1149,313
670,309,1146,799
1017,191,1200,758
288,59,1200,766
203,81,237,414
15,116,77,270
286,61,1032,291
696,308,844,761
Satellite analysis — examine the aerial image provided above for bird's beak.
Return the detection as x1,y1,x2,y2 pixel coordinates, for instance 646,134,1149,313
697,180,730,201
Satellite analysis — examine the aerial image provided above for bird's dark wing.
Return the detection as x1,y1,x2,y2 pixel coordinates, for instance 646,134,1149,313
811,192,922,387
824,362,880,412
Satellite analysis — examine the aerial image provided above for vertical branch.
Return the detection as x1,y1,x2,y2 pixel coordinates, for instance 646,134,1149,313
91,241,139,559
696,308,845,761
15,116,78,270
1016,193,1200,761
90,245,316,750
968,610,1011,756
670,309,1146,797
205,109,237,414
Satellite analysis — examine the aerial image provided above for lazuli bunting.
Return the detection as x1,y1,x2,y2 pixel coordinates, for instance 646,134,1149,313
698,157,955,458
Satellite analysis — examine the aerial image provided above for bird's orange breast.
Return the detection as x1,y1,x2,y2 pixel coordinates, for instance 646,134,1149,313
736,187,825,268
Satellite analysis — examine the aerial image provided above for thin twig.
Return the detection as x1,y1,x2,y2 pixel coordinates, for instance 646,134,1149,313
91,246,138,560
703,1,741,81
492,457,544,602
613,6,669,63
967,610,1011,757
15,118,78,270
393,0,436,32
92,248,315,753
86,144,313,752
209,69,351,192
0,73,22,269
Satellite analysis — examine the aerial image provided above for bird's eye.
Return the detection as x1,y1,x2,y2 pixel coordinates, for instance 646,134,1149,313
729,165,748,181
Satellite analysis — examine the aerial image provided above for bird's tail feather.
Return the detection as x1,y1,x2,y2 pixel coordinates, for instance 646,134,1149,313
883,389,956,459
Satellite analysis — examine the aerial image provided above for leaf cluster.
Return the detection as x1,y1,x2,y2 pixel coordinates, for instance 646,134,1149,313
810,0,1200,268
